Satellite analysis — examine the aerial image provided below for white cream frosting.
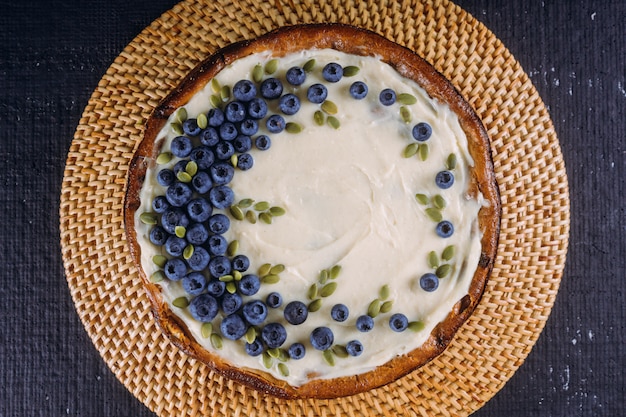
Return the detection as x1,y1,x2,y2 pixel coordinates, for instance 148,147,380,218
134,49,483,386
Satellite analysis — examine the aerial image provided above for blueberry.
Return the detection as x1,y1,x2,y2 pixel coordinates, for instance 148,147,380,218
219,122,238,141
266,114,285,133
283,301,308,325
278,93,301,115
288,343,306,360
220,314,247,340
236,153,254,171
261,323,287,349
389,313,409,332
207,280,226,297
221,292,243,315
255,135,271,151
149,226,168,246
436,220,454,238
345,340,364,357
260,78,283,99
379,88,396,106
307,83,328,104
157,169,175,187
186,198,212,223
186,246,210,271
210,162,235,185
172,160,188,176
163,258,187,281
165,182,192,207
190,146,215,170
191,171,212,194
209,185,234,209
214,141,235,160
245,338,264,357
420,273,439,292
349,81,368,99
161,208,189,234
225,101,246,123
435,171,454,189
239,119,258,136
231,254,250,272
208,213,230,234
322,62,343,83
247,97,268,119
206,234,228,256
185,222,208,245
286,66,306,86
182,272,207,296
207,108,225,127
237,274,260,296
412,122,432,142
182,118,201,136
232,79,257,102
200,127,220,146
233,135,252,153
242,300,268,325
310,327,334,351
208,255,232,277
265,292,283,308
189,293,218,322
165,235,186,257
330,304,349,322
356,315,374,332
152,196,169,213
170,136,193,157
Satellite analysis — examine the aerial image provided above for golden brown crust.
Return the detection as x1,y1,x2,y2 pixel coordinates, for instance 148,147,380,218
124,23,501,399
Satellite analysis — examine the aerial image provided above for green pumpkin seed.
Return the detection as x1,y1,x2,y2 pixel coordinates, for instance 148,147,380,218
156,152,173,164
319,282,337,297
408,321,425,332
230,154,238,168
307,283,318,300
230,205,244,221
201,322,213,338
210,333,223,349
425,207,443,222
314,110,325,126
175,226,186,238
332,344,349,358
211,78,221,94
368,299,381,317
436,264,452,278
321,100,338,115
226,281,237,294
303,58,316,72
277,348,289,362
270,264,285,274
428,251,439,268
327,116,340,129
278,363,290,377
379,284,390,300
380,300,393,314
415,193,429,205
196,113,208,129
403,143,419,158
261,274,280,284
220,85,231,101
269,206,286,216
227,240,239,257
139,212,157,225
233,270,242,281
238,198,255,208
265,58,279,74
244,326,257,344
323,349,335,366
245,210,257,224
418,143,429,161
397,93,417,105
262,352,273,368
342,65,360,77
268,348,281,359
176,171,192,183
185,161,198,176
285,122,303,133
319,269,329,284
259,212,272,224
330,265,342,279
170,122,183,134
258,263,272,277
210,94,222,108
172,297,189,308
152,255,167,268
218,275,234,282
252,64,264,83
176,107,188,122
183,245,194,260
442,245,455,261
446,153,457,170
308,299,322,312
254,201,270,211
150,270,165,283
400,106,412,123
432,194,447,209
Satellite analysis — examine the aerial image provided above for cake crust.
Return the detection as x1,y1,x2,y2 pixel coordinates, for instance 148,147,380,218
124,23,501,399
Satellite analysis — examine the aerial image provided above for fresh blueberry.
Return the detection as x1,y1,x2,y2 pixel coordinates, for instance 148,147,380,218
322,62,343,83
170,136,193,158
265,292,283,308
261,323,287,349
207,280,226,297
288,343,306,360
186,247,210,271
239,119,258,136
345,340,364,357
219,122,238,141
245,338,264,357
214,141,235,160
231,254,250,272
436,220,454,238
200,127,220,146
208,255,232,277
232,79,257,102
189,293,218,322
225,101,246,123
330,304,349,322
210,162,235,185
152,196,169,213
166,182,192,207
236,153,254,171
185,222,208,245
435,171,454,189
307,83,328,104
172,160,188,176
157,169,175,187
356,315,374,332
161,208,189,234
266,114,285,133
255,135,271,150
191,171,212,194
233,135,252,153
182,272,207,296
379,88,396,106
182,118,201,136
190,146,215,170
163,258,186,281
207,234,228,256
389,313,409,332
186,198,212,223
207,213,230,234
310,327,334,351
349,81,368,99
260,78,283,99
279,93,301,115
221,292,242,315
149,226,168,246
220,314,247,340
242,300,268,325
420,273,439,292
247,97,268,119
286,66,306,86
207,108,225,127
412,122,432,142
284,301,308,325
209,185,234,209
237,274,261,296
165,235,186,257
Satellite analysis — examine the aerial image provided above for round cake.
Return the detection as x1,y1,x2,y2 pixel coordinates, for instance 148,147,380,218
124,24,500,399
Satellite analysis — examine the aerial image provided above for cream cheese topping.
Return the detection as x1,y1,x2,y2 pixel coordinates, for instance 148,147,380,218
134,49,483,386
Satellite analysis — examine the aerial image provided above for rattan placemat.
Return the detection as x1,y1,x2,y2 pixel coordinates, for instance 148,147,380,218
60,0,569,416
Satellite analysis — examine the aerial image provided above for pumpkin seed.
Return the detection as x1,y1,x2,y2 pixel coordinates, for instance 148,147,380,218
418,143,429,161
262,352,273,368
285,122,303,134
269,206,286,216
201,322,213,338
380,300,393,314
210,94,222,108
183,245,194,260
442,245,456,261
342,65,360,76
307,283,318,300
268,348,281,359
139,212,157,225
210,333,223,349
265,58,279,74
403,143,419,158
152,255,167,268
277,348,289,362
319,282,337,297
227,240,239,256
252,64,264,83
254,201,270,211
379,284,390,300
428,251,439,268
150,270,165,283
368,299,381,318
156,152,173,164
397,93,417,105
446,153,457,170
432,194,447,209
415,193,429,205
261,274,280,284
314,110,325,126
278,363,290,377
197,113,208,129
327,116,340,129
176,171,192,183
175,226,186,238
230,205,244,221
323,349,335,366
321,100,338,115
258,263,272,277
210,78,221,94
425,207,443,222
220,85,231,101
244,326,257,344
308,299,322,312
172,297,189,308
332,344,349,358
184,161,197,176
408,321,425,332
245,210,257,224
171,122,183,134
400,106,412,123
303,58,316,72
259,212,272,224
238,198,254,208
226,281,237,294
176,107,188,122
319,269,329,284
230,154,238,168
270,264,285,274
219,275,234,282
330,265,342,279
436,264,451,278
233,270,242,281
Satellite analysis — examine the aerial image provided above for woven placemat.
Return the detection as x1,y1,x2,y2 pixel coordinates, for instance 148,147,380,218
60,0,570,416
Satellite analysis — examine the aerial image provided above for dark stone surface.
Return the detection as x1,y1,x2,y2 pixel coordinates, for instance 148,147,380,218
1,1,623,416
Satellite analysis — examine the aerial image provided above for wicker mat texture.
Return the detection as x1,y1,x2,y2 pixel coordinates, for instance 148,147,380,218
59,0,570,416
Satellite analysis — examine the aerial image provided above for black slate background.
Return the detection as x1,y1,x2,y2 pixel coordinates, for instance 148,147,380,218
1,1,624,416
